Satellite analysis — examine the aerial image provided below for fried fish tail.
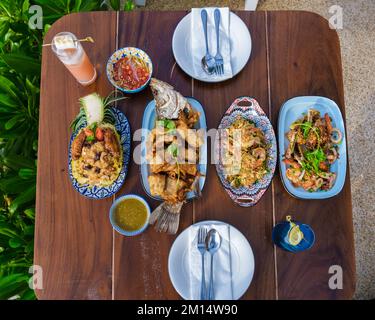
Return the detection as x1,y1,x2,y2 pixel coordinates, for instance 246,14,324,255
149,201,184,234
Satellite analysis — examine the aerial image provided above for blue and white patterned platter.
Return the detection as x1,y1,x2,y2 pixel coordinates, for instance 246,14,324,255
106,47,153,94
68,108,131,199
216,97,277,207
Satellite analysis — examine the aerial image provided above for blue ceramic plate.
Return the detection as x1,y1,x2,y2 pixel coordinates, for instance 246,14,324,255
106,47,153,93
140,97,207,201
216,97,277,207
68,108,131,199
278,96,347,199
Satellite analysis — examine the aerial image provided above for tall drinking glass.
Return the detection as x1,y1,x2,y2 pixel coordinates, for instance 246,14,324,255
51,32,97,86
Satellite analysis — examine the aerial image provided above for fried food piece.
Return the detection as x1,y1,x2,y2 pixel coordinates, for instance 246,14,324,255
150,163,198,176
305,130,318,149
176,127,204,148
148,174,166,197
163,177,187,202
72,130,86,160
179,164,198,176
104,128,120,155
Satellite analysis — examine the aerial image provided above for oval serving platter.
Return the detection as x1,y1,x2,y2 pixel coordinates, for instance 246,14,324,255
215,97,277,207
140,97,207,201
278,96,347,199
68,108,131,199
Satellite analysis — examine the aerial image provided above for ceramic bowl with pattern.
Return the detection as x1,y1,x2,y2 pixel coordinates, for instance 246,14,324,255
215,97,277,207
106,47,153,93
68,108,131,199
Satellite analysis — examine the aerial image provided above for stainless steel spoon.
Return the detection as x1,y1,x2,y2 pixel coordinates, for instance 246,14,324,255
205,228,222,300
200,9,216,75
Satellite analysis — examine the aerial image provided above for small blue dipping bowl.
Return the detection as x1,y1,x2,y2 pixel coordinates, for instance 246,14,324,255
106,47,153,94
109,194,151,236
272,221,315,253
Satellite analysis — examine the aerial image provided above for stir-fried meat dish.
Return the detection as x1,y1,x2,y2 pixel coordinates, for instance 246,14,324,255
284,109,342,191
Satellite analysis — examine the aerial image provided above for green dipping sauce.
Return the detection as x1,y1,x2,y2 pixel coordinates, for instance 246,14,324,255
114,198,148,232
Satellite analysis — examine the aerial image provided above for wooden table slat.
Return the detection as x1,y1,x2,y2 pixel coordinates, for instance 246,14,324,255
113,11,194,299
267,11,355,299
35,12,117,300
192,11,276,300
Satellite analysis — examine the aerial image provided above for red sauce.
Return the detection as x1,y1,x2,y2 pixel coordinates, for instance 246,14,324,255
113,56,150,90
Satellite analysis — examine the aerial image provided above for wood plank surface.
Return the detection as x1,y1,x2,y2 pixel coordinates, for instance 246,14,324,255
192,11,276,300
34,10,355,300
34,12,117,300
267,11,355,299
113,11,194,299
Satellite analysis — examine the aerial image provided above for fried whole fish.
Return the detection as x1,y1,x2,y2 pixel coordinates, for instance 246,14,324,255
150,78,191,119
148,78,201,234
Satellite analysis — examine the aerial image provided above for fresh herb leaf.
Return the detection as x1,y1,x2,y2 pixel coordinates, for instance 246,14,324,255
304,147,326,174
167,143,179,158
156,119,176,132
302,121,312,138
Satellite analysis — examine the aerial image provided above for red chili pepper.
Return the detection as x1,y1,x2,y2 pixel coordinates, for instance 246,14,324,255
95,127,104,141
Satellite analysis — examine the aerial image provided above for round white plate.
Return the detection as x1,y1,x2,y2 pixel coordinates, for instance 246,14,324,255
172,12,252,82
168,220,255,300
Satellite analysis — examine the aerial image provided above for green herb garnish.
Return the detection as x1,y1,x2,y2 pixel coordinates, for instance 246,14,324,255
302,121,312,138
167,143,180,186
156,119,176,132
302,147,326,174
86,135,95,142
167,143,179,158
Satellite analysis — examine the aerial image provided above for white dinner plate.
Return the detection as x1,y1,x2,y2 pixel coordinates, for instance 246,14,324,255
168,220,255,300
172,12,252,82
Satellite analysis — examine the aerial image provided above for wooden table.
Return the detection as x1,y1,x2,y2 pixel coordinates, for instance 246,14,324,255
35,11,355,300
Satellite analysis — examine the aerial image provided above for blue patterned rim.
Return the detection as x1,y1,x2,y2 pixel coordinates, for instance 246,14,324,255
215,97,277,207
68,108,131,199
109,194,151,236
106,47,153,94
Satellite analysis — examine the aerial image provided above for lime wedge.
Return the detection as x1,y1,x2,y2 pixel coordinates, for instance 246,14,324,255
288,225,304,246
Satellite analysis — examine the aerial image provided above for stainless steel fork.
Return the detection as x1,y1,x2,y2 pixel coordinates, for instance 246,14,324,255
197,226,208,300
214,9,224,75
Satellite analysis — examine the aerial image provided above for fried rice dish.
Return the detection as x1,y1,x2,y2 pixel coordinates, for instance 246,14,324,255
71,124,122,187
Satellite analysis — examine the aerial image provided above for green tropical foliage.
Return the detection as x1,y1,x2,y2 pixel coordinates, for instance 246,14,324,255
0,0,134,300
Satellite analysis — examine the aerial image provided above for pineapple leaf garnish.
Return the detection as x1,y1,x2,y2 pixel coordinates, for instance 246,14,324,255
70,91,128,131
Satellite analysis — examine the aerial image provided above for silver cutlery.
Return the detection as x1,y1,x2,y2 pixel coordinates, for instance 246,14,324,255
213,9,224,76
200,9,216,75
206,228,222,300
197,226,208,300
